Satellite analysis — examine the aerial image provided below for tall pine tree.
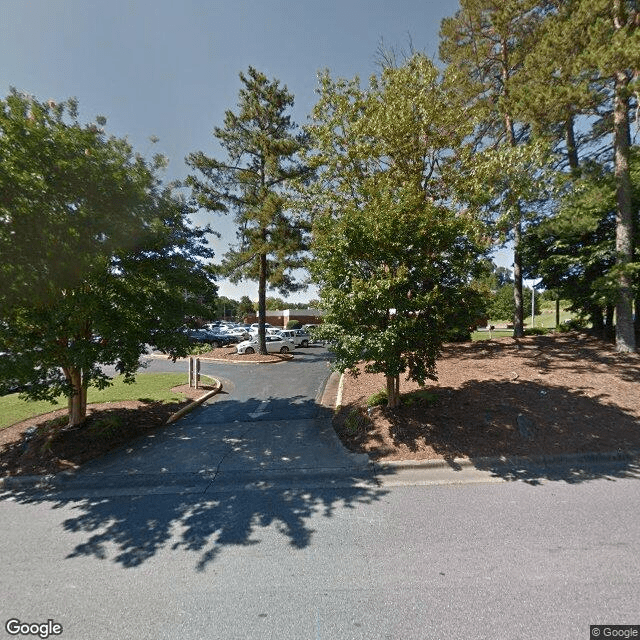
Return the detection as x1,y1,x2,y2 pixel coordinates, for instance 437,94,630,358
187,67,309,354
439,0,546,338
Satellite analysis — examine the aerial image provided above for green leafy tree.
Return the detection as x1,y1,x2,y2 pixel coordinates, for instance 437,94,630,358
488,284,540,322
186,67,310,354
215,296,239,320
265,296,287,310
306,55,485,407
0,92,216,426
237,295,255,319
522,150,640,339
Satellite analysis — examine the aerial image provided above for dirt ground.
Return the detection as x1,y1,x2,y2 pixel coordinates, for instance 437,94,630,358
334,332,640,462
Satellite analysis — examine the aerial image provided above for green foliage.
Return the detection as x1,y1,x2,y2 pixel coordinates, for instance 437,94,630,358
558,318,588,333
215,296,239,320
0,92,216,425
286,320,303,329
305,55,486,406
188,343,214,356
522,150,640,333
401,389,438,407
265,296,287,310
523,327,550,336
488,284,540,322
343,407,371,435
237,295,255,318
366,390,388,407
87,414,123,441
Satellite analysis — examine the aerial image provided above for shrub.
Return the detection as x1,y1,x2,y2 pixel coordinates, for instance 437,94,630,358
344,407,371,434
286,320,303,329
401,389,438,406
558,318,587,332
524,327,550,336
366,389,388,407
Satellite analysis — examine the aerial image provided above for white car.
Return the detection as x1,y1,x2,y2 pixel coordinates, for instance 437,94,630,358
273,329,311,347
236,335,295,354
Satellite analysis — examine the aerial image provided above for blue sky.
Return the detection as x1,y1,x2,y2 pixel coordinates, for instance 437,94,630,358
2,0,516,302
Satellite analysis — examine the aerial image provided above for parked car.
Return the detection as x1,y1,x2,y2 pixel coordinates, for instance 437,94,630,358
235,335,295,354
220,327,251,342
182,329,233,348
274,329,311,347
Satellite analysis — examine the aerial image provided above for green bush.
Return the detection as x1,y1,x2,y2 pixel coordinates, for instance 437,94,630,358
524,327,550,336
366,389,388,407
489,284,540,321
558,318,587,332
344,407,371,434
286,320,303,329
402,389,438,406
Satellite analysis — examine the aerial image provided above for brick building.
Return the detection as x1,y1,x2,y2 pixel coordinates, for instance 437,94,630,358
243,308,324,328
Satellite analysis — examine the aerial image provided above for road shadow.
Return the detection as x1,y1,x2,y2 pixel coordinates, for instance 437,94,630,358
0,396,386,571
361,377,640,485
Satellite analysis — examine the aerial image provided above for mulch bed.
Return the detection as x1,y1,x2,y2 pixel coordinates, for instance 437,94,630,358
193,345,293,363
0,383,219,477
334,332,640,462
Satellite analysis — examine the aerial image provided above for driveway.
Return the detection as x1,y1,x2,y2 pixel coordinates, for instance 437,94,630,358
72,346,371,493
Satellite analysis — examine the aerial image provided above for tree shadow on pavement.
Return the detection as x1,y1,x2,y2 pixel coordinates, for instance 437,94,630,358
0,397,386,571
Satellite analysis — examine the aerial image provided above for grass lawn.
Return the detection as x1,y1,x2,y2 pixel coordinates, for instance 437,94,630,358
471,329,514,341
472,300,578,341
0,373,189,429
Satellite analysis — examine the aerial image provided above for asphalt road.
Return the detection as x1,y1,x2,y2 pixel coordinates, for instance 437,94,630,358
1,477,638,639
2,346,639,639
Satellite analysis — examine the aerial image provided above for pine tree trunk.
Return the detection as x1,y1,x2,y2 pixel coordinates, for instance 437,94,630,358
257,252,268,355
591,306,605,339
512,218,524,338
501,50,524,340
565,115,579,172
612,67,635,352
605,305,616,343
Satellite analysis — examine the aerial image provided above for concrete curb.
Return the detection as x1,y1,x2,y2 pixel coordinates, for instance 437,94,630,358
165,378,223,424
372,449,640,472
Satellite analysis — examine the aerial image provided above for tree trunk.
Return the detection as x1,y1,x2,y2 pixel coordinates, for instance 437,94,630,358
257,252,267,355
501,44,524,340
67,367,87,427
512,218,524,338
591,306,605,339
605,305,616,343
565,115,580,172
386,374,400,408
612,67,635,352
